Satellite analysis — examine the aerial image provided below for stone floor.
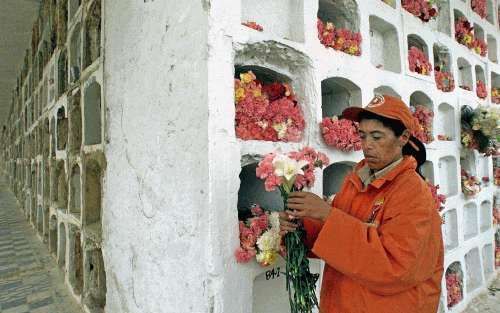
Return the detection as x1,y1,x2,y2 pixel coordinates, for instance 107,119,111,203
0,177,83,313
462,274,500,313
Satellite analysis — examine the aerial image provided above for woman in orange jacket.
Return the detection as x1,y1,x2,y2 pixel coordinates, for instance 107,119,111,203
281,94,444,313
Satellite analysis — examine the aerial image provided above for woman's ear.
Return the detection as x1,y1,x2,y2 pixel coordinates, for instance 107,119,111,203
399,129,411,147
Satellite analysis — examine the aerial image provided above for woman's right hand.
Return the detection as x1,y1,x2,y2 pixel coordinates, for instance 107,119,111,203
279,211,298,236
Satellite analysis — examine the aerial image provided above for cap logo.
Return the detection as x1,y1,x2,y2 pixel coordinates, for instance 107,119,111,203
368,94,385,108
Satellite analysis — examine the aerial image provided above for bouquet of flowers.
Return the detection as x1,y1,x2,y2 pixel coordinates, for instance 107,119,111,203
402,0,438,22
461,169,481,197
491,87,500,104
446,269,463,308
427,181,446,212
472,38,488,57
495,167,500,185
455,17,474,48
256,147,329,313
411,105,434,144
461,105,499,155
435,67,455,92
471,0,487,19
408,47,432,75
320,116,362,152
242,21,263,32
317,18,362,56
234,71,305,142
235,204,283,266
477,80,488,99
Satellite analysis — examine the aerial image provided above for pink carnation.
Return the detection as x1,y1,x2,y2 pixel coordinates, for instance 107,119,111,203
471,0,487,19
321,116,362,152
235,247,256,263
476,80,487,99
408,46,432,75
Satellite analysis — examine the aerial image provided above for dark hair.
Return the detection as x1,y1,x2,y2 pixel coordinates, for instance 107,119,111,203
356,111,426,177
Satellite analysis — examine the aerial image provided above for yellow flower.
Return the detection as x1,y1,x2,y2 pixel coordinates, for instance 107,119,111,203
256,250,278,266
348,46,358,55
240,72,255,84
235,87,245,102
252,88,261,97
463,35,472,45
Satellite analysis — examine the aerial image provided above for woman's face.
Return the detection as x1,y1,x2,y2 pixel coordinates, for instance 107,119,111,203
358,119,409,170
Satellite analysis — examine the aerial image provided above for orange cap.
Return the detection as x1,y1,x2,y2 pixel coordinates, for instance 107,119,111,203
342,94,420,134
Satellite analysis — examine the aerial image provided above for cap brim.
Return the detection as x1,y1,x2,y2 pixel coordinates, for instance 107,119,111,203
342,106,397,123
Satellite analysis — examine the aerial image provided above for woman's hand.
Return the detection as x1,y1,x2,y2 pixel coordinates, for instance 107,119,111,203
278,211,298,236
286,191,332,222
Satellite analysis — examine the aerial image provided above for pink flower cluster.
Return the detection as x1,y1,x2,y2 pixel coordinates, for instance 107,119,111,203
495,167,500,185
402,0,438,22
317,18,362,56
242,21,263,32
320,116,362,152
234,205,279,264
256,147,329,192
446,272,463,308
476,80,488,99
234,71,305,142
408,46,432,75
426,181,446,212
411,105,434,144
471,0,487,19
435,68,455,92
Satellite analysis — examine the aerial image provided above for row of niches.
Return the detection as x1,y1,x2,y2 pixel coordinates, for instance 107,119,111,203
442,199,494,252
14,159,106,312
16,81,103,162
238,0,499,65
235,64,464,145
445,243,495,310
16,0,101,109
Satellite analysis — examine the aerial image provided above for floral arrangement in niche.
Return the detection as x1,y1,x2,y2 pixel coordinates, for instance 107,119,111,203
235,204,283,266
461,105,499,155
408,46,432,75
471,0,487,19
402,0,439,22
242,21,263,32
234,71,305,142
491,87,500,104
476,80,488,99
461,169,481,197
427,181,446,212
317,18,362,56
495,167,500,185
256,147,329,312
455,17,474,48
446,268,463,308
472,37,488,57
411,105,434,144
435,67,455,92
320,116,362,152
496,246,500,268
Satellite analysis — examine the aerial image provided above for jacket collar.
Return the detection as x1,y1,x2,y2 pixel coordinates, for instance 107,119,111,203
350,156,417,190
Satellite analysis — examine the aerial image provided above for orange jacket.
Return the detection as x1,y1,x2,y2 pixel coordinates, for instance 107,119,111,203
304,156,444,313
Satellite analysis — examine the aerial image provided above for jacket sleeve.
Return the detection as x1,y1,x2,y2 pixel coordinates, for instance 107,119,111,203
311,178,438,295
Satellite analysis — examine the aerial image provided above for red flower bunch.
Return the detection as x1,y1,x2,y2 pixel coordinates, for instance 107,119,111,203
320,116,362,152
476,80,488,99
256,147,329,192
493,207,500,224
411,105,434,144
435,68,455,92
402,0,438,22
471,0,487,19
242,21,263,32
427,181,446,212
455,17,474,48
317,18,362,56
234,71,305,142
495,167,500,185
482,176,490,184
491,87,500,104
446,271,463,308
472,37,488,57
408,46,432,75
